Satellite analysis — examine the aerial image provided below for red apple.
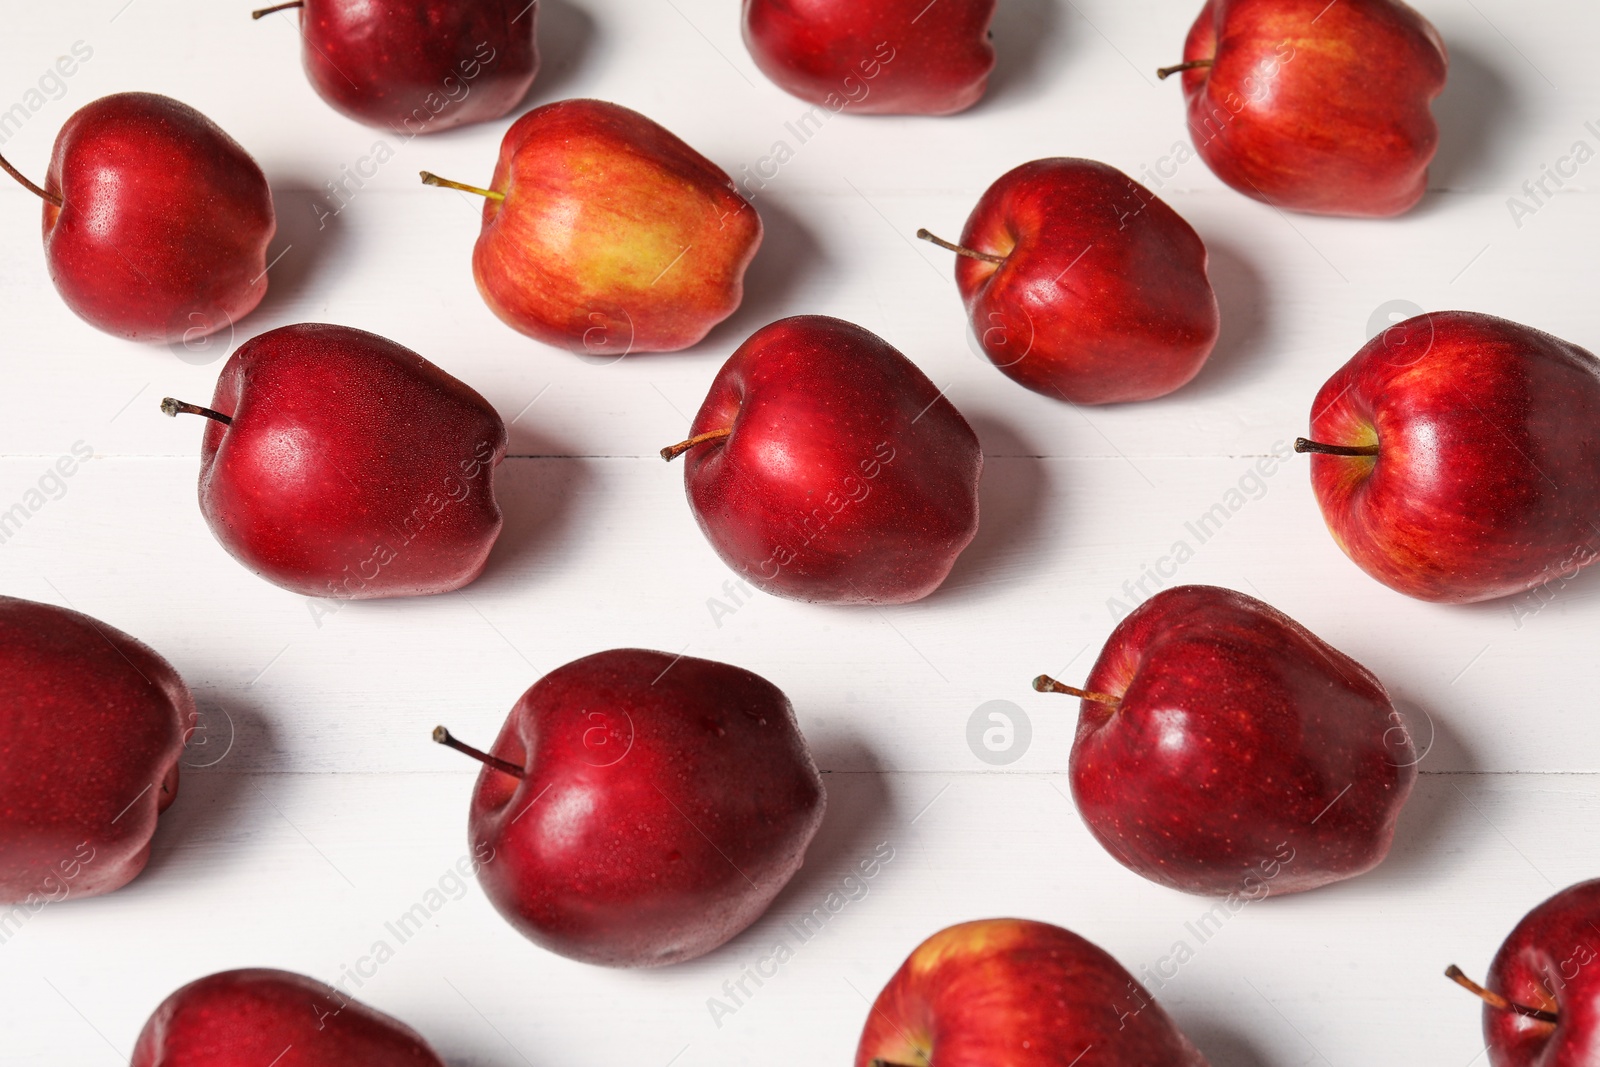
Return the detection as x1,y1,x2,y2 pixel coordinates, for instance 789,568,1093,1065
1445,880,1600,1067
742,0,996,116
1297,311,1600,603
254,0,539,134
161,323,506,599
919,158,1220,404
662,315,982,604
420,99,761,355
1162,0,1447,216
0,596,192,905
434,648,825,967
856,918,1210,1067
1035,584,1414,896
133,968,446,1066
0,92,274,342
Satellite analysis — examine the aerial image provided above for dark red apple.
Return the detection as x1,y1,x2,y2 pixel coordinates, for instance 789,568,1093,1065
421,99,761,355
133,968,445,1066
1035,584,1414,896
1297,311,1600,603
1162,0,1447,216
856,918,1210,1067
434,648,825,967
1445,880,1600,1067
0,92,274,342
742,0,996,115
161,323,506,599
254,0,539,134
0,596,192,905
662,315,982,604
919,157,1219,404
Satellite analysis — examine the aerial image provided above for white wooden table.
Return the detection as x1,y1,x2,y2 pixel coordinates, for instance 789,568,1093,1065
2,1,1596,1062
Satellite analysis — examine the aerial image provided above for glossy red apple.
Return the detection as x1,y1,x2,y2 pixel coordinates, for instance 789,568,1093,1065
253,0,539,134
1162,0,1447,216
742,0,996,115
857,918,1210,1067
1035,584,1414,896
662,315,982,604
0,92,274,342
1298,311,1600,603
0,596,192,905
421,99,761,355
1446,880,1600,1067
161,323,506,599
919,157,1219,404
133,968,446,1066
434,648,824,967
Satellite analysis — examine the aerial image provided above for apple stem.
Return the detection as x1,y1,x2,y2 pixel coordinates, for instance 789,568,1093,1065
419,171,505,202
870,1061,923,1067
250,0,303,17
1157,58,1214,80
1033,675,1122,707
433,726,525,778
916,228,1006,266
660,427,733,462
1294,437,1380,458
1444,965,1559,1025
0,151,62,208
160,398,233,426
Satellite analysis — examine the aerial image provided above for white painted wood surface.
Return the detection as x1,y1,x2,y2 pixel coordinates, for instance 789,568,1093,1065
1,1,1596,1062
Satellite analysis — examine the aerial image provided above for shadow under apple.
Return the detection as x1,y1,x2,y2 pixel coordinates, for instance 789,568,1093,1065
983,0,1071,108
1423,41,1520,197
1179,1020,1274,1067
698,730,897,964
934,412,1053,604
521,0,599,105
699,194,826,353
1174,237,1273,403
471,423,592,590
136,692,277,890
248,179,354,326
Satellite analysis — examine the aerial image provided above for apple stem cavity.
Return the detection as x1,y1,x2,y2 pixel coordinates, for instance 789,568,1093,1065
1157,58,1215,80
250,0,303,17
869,1060,923,1067
916,228,1006,266
1033,674,1122,708
1444,965,1560,1025
419,171,505,202
660,427,734,462
1294,437,1380,458
433,726,525,778
0,151,63,208
160,398,233,426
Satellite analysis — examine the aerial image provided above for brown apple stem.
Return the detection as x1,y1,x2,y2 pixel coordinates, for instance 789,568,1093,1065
870,1061,923,1067
160,398,233,426
1444,965,1559,1025
1294,437,1380,458
0,151,63,208
1033,675,1122,707
419,171,505,201
433,726,524,778
1157,58,1214,80
660,427,733,462
916,228,1006,265
250,0,303,17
